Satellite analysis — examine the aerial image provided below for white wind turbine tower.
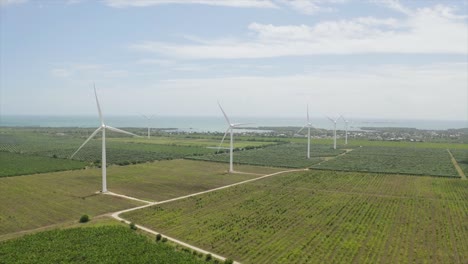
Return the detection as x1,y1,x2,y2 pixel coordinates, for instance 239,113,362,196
297,104,313,159
214,101,250,173
340,115,350,145
326,116,340,150
70,85,140,193
142,115,155,139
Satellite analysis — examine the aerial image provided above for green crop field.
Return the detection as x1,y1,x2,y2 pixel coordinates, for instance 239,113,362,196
109,136,278,148
0,151,86,177
312,146,459,177
0,225,205,263
449,149,468,175
189,143,345,168
0,159,276,236
123,170,468,264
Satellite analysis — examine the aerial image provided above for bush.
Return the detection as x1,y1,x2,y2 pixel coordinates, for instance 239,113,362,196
79,214,89,223
205,254,212,261
224,259,234,264
156,234,162,241
129,222,137,230
161,237,168,243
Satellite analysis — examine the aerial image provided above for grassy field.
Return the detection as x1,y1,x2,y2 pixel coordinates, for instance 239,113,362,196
123,170,468,264
104,159,281,201
0,225,205,263
312,146,459,177
189,143,345,168
0,151,86,177
0,160,277,236
0,168,141,236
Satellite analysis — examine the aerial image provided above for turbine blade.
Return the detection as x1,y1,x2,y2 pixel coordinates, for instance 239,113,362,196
70,127,102,159
142,114,148,120
326,115,334,122
217,101,231,125
94,84,104,125
297,125,306,134
106,126,140,137
216,127,230,153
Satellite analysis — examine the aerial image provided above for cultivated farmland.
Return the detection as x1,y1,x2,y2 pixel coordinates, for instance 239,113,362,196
312,146,459,177
123,170,468,264
0,226,205,263
0,160,275,236
449,149,468,175
0,151,86,177
189,143,345,168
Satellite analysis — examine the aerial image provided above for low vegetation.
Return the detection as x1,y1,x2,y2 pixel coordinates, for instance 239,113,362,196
0,226,205,263
0,151,86,177
312,146,459,177
449,149,468,175
0,160,274,236
189,143,344,168
123,170,468,263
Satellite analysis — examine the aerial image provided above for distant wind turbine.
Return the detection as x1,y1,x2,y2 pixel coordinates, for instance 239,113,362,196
212,101,250,173
70,85,140,193
142,114,155,139
340,115,350,145
326,116,340,150
297,104,313,159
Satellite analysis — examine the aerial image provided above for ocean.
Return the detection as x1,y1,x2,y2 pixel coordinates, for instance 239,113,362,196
0,115,466,132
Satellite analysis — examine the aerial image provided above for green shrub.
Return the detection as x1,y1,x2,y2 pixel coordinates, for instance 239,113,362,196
161,237,168,243
205,254,212,261
79,214,89,223
224,259,234,264
156,233,162,241
129,222,137,230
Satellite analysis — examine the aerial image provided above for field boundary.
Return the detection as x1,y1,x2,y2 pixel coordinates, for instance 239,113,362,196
447,149,467,180
308,167,461,179
313,148,354,166
111,168,305,264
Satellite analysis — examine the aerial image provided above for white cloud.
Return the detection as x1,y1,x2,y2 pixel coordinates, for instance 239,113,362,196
106,63,466,120
0,0,27,6
105,0,278,8
377,0,412,15
277,0,347,15
131,4,468,58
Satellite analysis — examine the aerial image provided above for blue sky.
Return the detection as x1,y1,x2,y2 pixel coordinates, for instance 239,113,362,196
1,0,467,120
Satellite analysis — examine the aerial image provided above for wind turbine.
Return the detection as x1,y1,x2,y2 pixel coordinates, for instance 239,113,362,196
340,115,350,145
70,85,140,193
326,116,340,150
142,115,155,139
214,102,249,173
297,104,313,159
